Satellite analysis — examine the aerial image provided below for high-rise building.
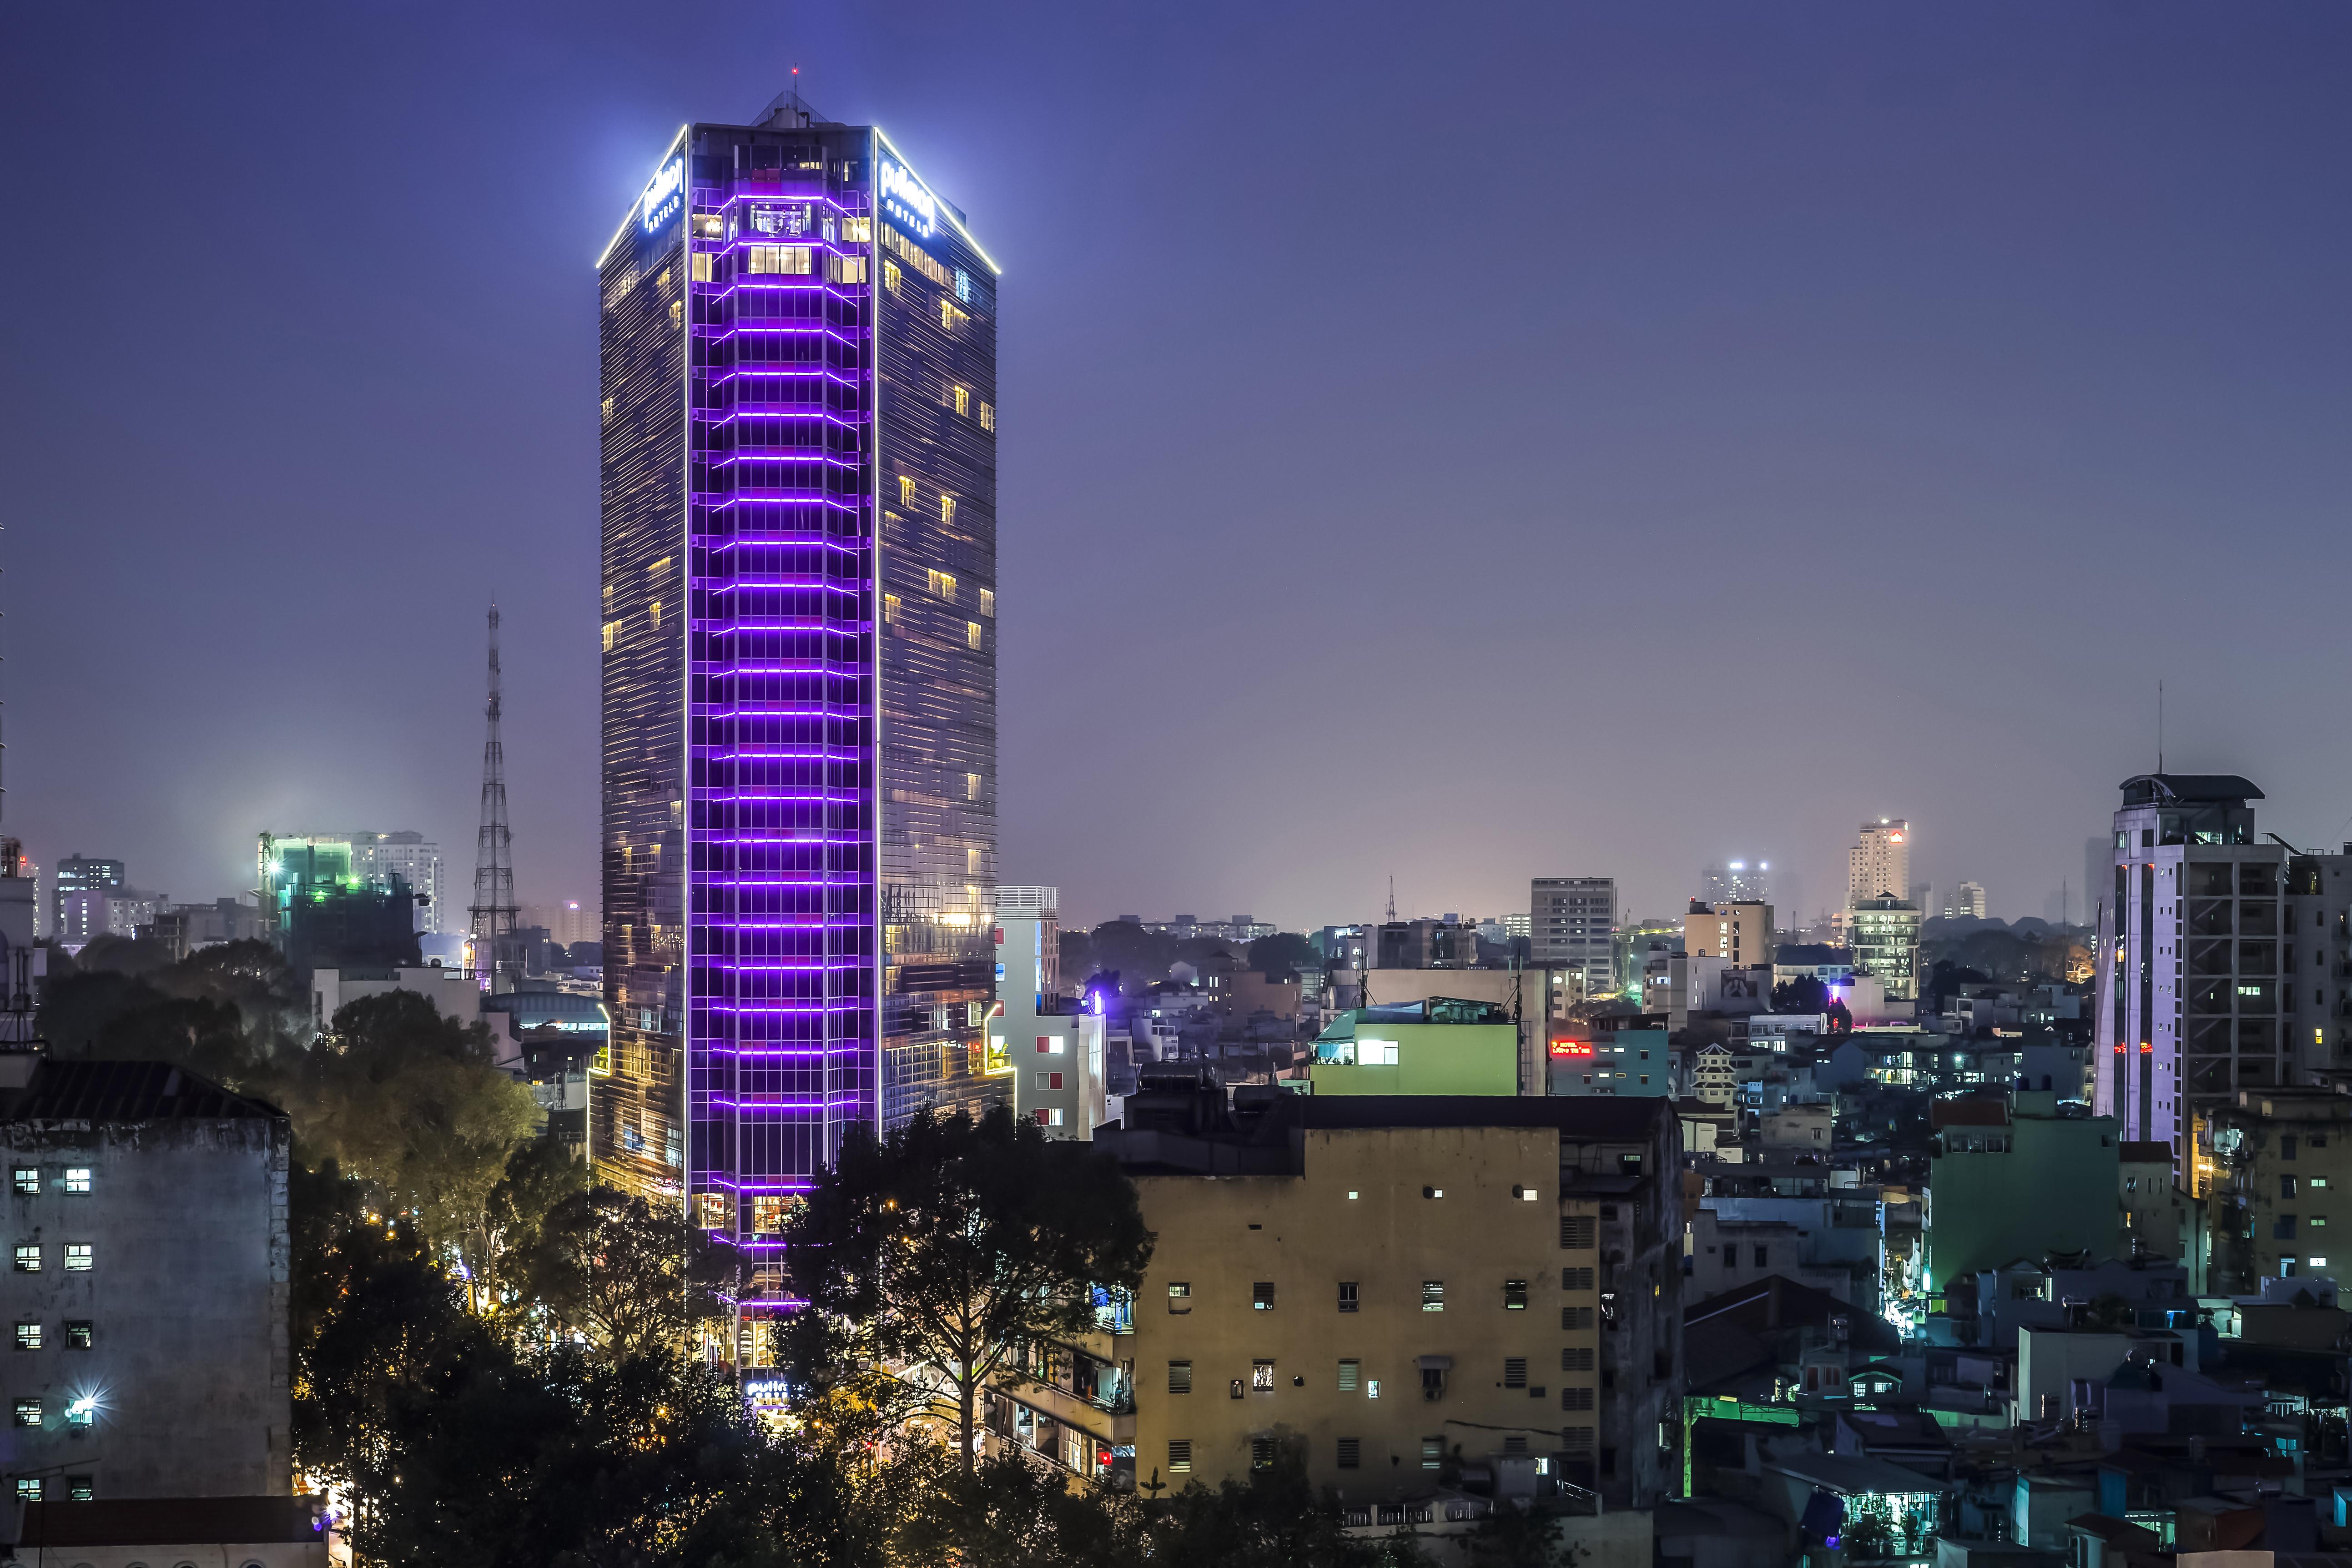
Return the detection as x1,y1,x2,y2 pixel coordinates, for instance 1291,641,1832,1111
2092,774,2305,1183
332,833,444,934
598,94,1000,1355
1700,861,1771,908
1848,819,1910,906
1530,877,1616,998
1946,881,1987,920
1684,900,1774,967
51,856,123,940
993,885,1108,1138
1849,897,1922,1001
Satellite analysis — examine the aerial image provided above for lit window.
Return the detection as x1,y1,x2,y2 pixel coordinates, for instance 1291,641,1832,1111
12,1399,38,1427
12,1246,37,1274
1168,1440,1191,1473
881,594,900,626
897,474,917,506
940,494,957,526
63,1322,91,1351
952,385,971,417
1422,1280,1445,1312
978,402,995,432
882,258,902,292
965,773,981,800
690,252,714,282
826,253,868,284
9,1169,34,1196
1251,1359,1275,1390
1421,1437,1444,1470
14,1479,37,1502
602,621,619,653
927,569,957,601
64,1400,91,1431
841,216,872,243
967,846,983,875
65,1477,91,1503
1338,1359,1360,1392
967,621,982,650
1168,1361,1192,1394
1167,1282,1191,1314
668,300,682,326
977,588,995,617
13,1322,37,1351
955,269,972,302
751,1196,785,1234
746,245,813,275
940,300,968,331
63,1244,90,1272
649,600,662,629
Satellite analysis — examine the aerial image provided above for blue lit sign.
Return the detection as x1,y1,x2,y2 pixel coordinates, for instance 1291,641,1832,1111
880,158,936,240
640,158,684,233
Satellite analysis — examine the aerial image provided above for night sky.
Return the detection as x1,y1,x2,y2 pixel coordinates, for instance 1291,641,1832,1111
5,3,2349,933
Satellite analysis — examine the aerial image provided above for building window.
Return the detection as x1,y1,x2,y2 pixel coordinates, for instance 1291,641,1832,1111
1421,1437,1444,1471
14,1479,36,1502
62,1244,91,1274
881,594,901,626
64,1477,91,1503
648,600,662,629
1338,1359,1360,1392
601,620,619,652
977,588,995,617
12,1323,36,1352
952,385,971,417
967,621,983,650
1754,1246,1769,1267
62,1322,90,1351
689,251,714,283
1563,1347,1595,1372
2277,1216,2298,1240
65,1400,91,1431
1421,1281,1445,1312
1167,1361,1192,1394
1252,1282,1275,1312
745,245,813,275
927,568,957,600
1505,1358,1528,1389
12,1398,38,1427
1503,1279,1528,1311
1561,1216,1597,1249
1337,1281,1358,1313
10,1168,35,1196
826,253,867,284
1167,1282,1190,1314
1251,1360,1275,1390
2283,1176,2300,1199
1167,1440,1191,1473
1337,1437,1360,1469
979,402,995,432
1562,1266,1595,1291
1249,1436,1276,1471
955,268,972,302
882,258,902,292
12,1246,37,1274
940,299,968,331
898,474,917,506
1562,1386,1595,1410
941,495,957,526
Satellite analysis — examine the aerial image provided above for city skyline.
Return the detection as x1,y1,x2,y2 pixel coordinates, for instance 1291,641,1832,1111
7,5,2352,940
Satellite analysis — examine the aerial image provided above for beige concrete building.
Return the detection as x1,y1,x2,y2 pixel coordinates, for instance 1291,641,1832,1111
1683,901,1773,968
1101,1084,1682,1510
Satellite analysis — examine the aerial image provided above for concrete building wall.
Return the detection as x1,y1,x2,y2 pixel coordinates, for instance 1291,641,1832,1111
1126,1121,1680,1509
1926,1095,2121,1287
0,1117,290,1499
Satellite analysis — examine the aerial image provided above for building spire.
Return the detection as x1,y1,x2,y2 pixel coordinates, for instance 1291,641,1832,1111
468,602,518,987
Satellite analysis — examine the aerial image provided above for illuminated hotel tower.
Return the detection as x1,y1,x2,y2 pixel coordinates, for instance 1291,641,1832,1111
597,90,1002,1356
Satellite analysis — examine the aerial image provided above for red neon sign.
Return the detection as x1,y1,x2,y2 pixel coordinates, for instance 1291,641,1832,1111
1549,1040,1595,1058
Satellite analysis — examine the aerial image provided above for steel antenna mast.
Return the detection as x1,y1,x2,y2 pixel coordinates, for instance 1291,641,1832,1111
469,602,519,989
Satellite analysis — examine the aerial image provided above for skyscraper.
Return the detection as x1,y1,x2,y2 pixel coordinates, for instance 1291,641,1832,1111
597,92,1000,1359
1848,819,1910,905
1530,877,1617,999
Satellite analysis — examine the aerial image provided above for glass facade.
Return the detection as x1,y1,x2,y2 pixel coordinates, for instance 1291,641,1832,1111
597,101,1001,1353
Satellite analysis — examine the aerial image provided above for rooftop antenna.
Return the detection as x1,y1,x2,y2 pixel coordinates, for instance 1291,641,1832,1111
468,602,519,991
1385,876,1396,924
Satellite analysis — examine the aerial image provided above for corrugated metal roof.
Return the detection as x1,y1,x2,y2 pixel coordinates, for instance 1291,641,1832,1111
0,1060,282,1122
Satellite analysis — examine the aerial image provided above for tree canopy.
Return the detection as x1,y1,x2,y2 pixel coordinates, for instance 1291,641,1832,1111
1245,931,1320,977
781,1104,1154,1471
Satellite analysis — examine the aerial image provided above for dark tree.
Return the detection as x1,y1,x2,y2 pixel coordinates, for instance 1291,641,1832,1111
1827,999,1854,1034
781,1104,1154,1473
518,1185,734,1357
1770,975,1831,1014
1245,931,1320,976
1056,927,1096,982
1084,921,1178,986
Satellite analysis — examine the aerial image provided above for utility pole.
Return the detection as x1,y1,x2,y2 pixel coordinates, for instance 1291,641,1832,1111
468,603,519,991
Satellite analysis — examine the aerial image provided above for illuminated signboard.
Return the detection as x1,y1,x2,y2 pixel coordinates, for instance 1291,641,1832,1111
879,158,936,239
1549,1040,1595,1058
640,157,684,233
742,1375,791,1407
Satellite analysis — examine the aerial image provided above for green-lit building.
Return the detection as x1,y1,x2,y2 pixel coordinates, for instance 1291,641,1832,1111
1308,998,1519,1096
1924,1089,2121,1292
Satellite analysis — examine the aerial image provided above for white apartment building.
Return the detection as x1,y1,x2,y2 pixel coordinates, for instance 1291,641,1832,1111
1849,819,1911,906
993,886,1109,1138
